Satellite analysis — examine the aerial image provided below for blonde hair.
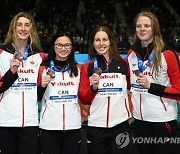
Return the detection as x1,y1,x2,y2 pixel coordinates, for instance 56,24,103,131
5,12,42,51
133,11,165,77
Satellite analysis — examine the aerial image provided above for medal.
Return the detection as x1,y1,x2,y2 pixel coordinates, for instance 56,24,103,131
47,68,55,78
15,52,23,61
94,68,102,75
13,43,29,61
134,70,141,76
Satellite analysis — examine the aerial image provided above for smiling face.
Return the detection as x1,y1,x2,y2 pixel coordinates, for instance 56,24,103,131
16,17,31,42
93,31,110,60
54,36,72,61
136,16,154,47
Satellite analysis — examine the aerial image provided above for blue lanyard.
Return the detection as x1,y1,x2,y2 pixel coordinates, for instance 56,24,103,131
93,56,111,73
50,60,70,72
137,50,154,72
23,44,29,60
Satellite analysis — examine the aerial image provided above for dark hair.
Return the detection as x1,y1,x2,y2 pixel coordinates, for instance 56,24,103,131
49,32,74,59
88,26,120,61
46,31,78,77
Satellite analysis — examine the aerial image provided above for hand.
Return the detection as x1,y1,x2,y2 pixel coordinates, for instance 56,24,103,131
137,73,151,89
41,75,51,87
10,57,21,74
90,73,100,91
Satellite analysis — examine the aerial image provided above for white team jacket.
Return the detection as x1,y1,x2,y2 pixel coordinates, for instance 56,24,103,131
87,73,131,128
128,51,177,122
0,49,45,127
39,67,81,130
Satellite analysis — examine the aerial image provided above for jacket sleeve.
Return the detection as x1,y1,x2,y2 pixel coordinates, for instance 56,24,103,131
78,62,97,104
122,57,131,90
0,69,18,94
39,52,48,63
37,65,47,101
148,50,180,100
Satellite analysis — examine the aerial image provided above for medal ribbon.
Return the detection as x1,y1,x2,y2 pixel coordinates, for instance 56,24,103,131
93,56,112,73
50,60,69,72
137,50,154,72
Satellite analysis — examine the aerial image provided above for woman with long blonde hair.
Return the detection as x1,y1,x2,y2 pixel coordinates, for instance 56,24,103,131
128,11,180,154
0,12,46,154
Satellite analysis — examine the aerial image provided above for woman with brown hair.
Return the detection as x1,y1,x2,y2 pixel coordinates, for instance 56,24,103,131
79,26,131,154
